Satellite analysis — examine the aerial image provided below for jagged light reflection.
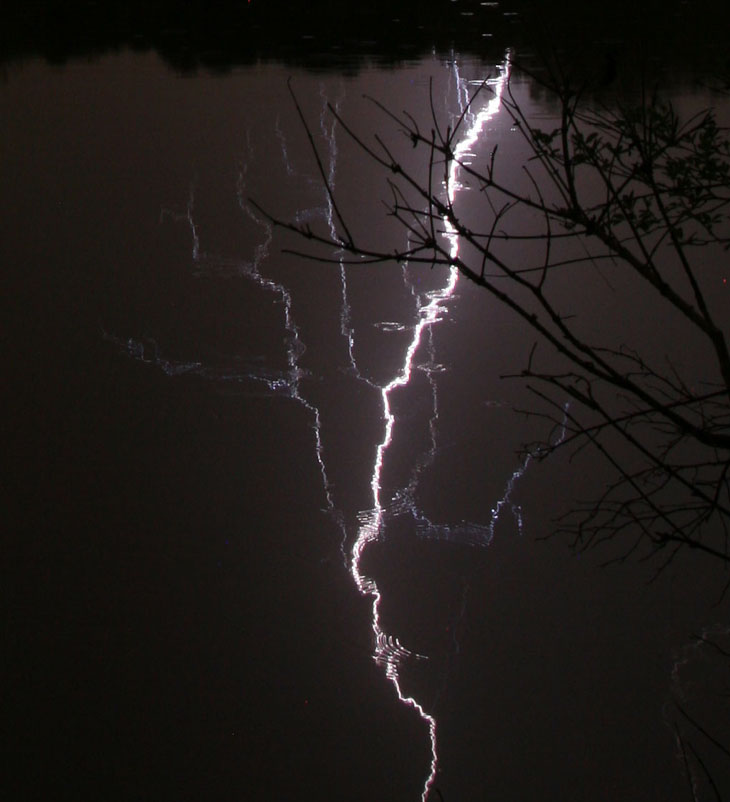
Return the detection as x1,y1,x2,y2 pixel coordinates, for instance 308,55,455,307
105,55,549,802
349,56,510,801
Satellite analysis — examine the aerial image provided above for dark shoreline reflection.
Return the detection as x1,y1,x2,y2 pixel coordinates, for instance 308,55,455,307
2,0,729,81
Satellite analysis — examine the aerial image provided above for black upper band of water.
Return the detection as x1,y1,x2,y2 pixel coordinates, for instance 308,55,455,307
2,0,729,77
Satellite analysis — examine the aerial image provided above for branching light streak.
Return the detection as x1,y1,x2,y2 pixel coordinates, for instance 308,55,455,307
235,146,337,516
349,272,455,801
348,56,511,801
106,54,566,802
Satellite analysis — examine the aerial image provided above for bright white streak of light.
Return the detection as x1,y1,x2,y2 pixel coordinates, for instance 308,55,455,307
128,54,517,802
349,55,511,802
443,56,511,260
349,271,456,801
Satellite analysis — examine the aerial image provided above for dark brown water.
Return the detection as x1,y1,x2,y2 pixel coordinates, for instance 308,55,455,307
3,33,729,802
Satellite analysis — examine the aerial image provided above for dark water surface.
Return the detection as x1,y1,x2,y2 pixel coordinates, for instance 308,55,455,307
3,21,729,802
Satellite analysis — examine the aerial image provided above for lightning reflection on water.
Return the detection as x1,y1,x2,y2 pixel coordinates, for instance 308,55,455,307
345,56,511,800
105,52,556,800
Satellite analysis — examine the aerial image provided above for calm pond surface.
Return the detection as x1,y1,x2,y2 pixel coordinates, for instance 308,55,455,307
3,8,729,800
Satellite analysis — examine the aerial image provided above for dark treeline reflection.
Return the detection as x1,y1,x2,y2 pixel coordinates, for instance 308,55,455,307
2,0,729,77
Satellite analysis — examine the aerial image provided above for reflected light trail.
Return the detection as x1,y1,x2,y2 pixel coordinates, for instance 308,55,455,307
349,274,455,801
110,132,338,520
668,624,730,796
318,81,380,390
235,142,338,517
443,57,511,260
108,55,532,801
349,56,510,801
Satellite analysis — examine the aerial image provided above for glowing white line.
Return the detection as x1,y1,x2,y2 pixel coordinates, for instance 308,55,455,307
443,56,511,261
350,271,457,800
121,59,517,801
348,55,511,801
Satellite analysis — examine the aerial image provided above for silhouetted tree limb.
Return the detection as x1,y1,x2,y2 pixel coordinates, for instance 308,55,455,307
252,64,730,576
